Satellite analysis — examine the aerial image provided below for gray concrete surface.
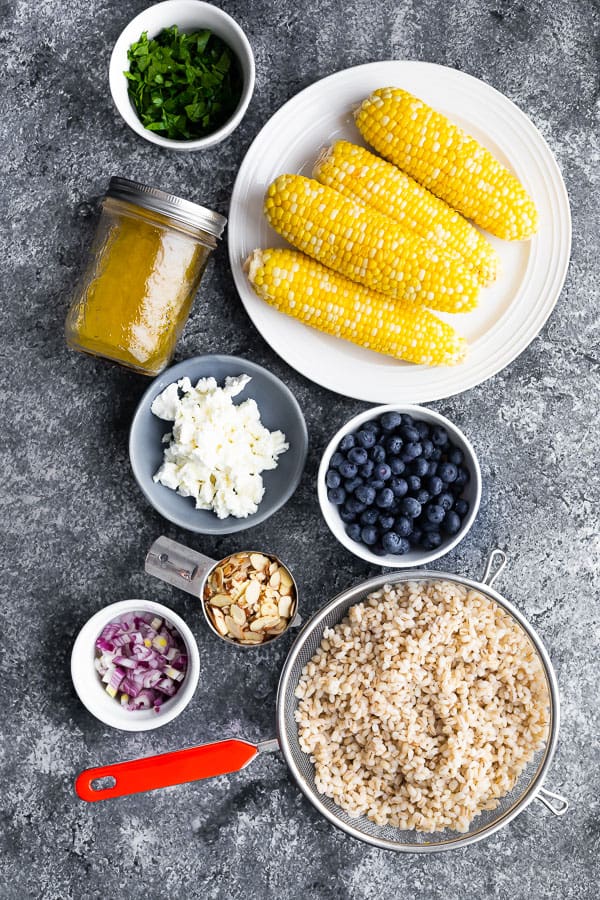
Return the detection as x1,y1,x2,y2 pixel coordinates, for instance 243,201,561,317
0,0,598,897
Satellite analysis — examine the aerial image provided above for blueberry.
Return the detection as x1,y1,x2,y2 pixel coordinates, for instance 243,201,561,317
360,508,379,526
361,525,379,546
454,467,470,489
339,461,358,479
382,532,410,555
339,506,357,523
355,484,376,506
438,492,454,512
346,523,362,542
421,519,442,534
378,514,395,531
370,444,386,463
390,477,408,498
371,542,387,556
401,497,422,518
415,489,431,506
374,463,392,481
443,511,462,535
454,499,469,517
380,411,403,432
421,439,434,459
386,435,404,455
346,497,366,516
369,479,385,490
395,516,413,537
344,476,363,494
430,448,443,462
400,425,420,443
422,532,443,550
411,457,429,477
427,475,443,496
427,462,439,477
328,487,346,505
376,488,395,509
359,460,375,479
356,429,377,449
390,457,406,475
448,447,464,466
438,462,458,483
409,528,423,546
325,469,341,489
431,425,449,447
362,421,381,435
415,420,430,439
330,451,344,469
402,442,423,462
401,413,415,427
407,475,421,493
426,504,445,524
339,433,356,452
347,446,368,466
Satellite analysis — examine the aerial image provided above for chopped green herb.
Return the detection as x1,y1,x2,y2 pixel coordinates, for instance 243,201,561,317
125,26,243,141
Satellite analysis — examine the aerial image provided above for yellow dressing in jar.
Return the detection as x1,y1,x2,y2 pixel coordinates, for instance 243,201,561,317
65,179,226,375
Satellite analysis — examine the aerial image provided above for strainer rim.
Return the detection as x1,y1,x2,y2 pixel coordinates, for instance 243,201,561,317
276,567,560,853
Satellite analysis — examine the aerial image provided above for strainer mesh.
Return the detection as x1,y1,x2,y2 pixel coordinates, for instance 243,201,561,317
277,573,556,850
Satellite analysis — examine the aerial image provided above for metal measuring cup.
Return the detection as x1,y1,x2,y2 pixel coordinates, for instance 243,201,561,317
145,536,301,647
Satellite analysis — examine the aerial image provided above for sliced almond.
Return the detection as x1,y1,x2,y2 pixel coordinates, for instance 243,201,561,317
260,602,279,618
250,615,281,632
240,632,264,644
213,567,224,590
211,607,228,636
266,618,288,635
268,561,278,576
279,568,293,589
225,616,245,640
250,553,269,571
209,594,231,608
278,595,293,618
269,570,281,589
230,604,246,626
245,580,261,606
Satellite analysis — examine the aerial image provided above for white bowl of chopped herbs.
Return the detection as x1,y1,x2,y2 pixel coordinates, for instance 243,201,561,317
109,0,255,150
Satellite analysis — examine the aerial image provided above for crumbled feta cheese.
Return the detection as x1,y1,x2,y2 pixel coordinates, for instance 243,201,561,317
151,374,289,519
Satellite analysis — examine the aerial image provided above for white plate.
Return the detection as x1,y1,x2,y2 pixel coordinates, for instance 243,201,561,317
228,61,571,403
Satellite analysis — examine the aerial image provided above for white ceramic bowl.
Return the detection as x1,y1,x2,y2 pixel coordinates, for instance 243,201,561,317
71,599,200,731
109,1,255,151
318,405,482,568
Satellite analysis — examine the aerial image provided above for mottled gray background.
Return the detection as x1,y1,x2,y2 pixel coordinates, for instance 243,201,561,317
1,0,598,897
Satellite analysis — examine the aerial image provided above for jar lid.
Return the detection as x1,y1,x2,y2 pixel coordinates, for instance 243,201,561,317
107,177,227,239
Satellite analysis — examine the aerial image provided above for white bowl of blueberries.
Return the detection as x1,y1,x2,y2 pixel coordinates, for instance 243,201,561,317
318,405,482,567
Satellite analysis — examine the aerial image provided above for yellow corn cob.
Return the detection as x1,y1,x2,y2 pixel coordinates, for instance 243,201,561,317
264,174,479,313
313,141,499,286
355,88,538,241
245,248,467,367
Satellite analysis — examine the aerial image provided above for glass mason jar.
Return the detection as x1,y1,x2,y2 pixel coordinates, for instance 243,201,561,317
65,178,227,376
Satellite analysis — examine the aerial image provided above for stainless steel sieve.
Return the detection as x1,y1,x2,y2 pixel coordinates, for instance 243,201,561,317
76,548,568,852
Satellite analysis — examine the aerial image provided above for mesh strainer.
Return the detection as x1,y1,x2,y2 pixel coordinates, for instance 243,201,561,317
76,549,568,852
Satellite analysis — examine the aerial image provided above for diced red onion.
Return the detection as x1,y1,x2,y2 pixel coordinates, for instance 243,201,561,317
95,612,188,712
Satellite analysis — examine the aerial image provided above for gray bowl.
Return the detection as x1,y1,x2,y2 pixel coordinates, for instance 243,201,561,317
129,355,308,534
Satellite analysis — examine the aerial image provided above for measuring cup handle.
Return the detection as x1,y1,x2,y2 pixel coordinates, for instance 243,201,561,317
75,739,259,802
481,548,508,588
145,536,215,597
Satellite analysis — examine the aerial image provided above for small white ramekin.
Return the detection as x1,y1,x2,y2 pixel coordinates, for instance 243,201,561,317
71,599,200,731
109,1,255,151
318,404,482,568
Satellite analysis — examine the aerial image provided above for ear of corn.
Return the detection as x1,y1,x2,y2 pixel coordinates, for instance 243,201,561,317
245,247,467,367
313,140,500,286
264,174,480,313
355,87,538,241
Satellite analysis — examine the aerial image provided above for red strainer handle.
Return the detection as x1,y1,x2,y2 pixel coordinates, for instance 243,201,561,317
75,738,258,802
